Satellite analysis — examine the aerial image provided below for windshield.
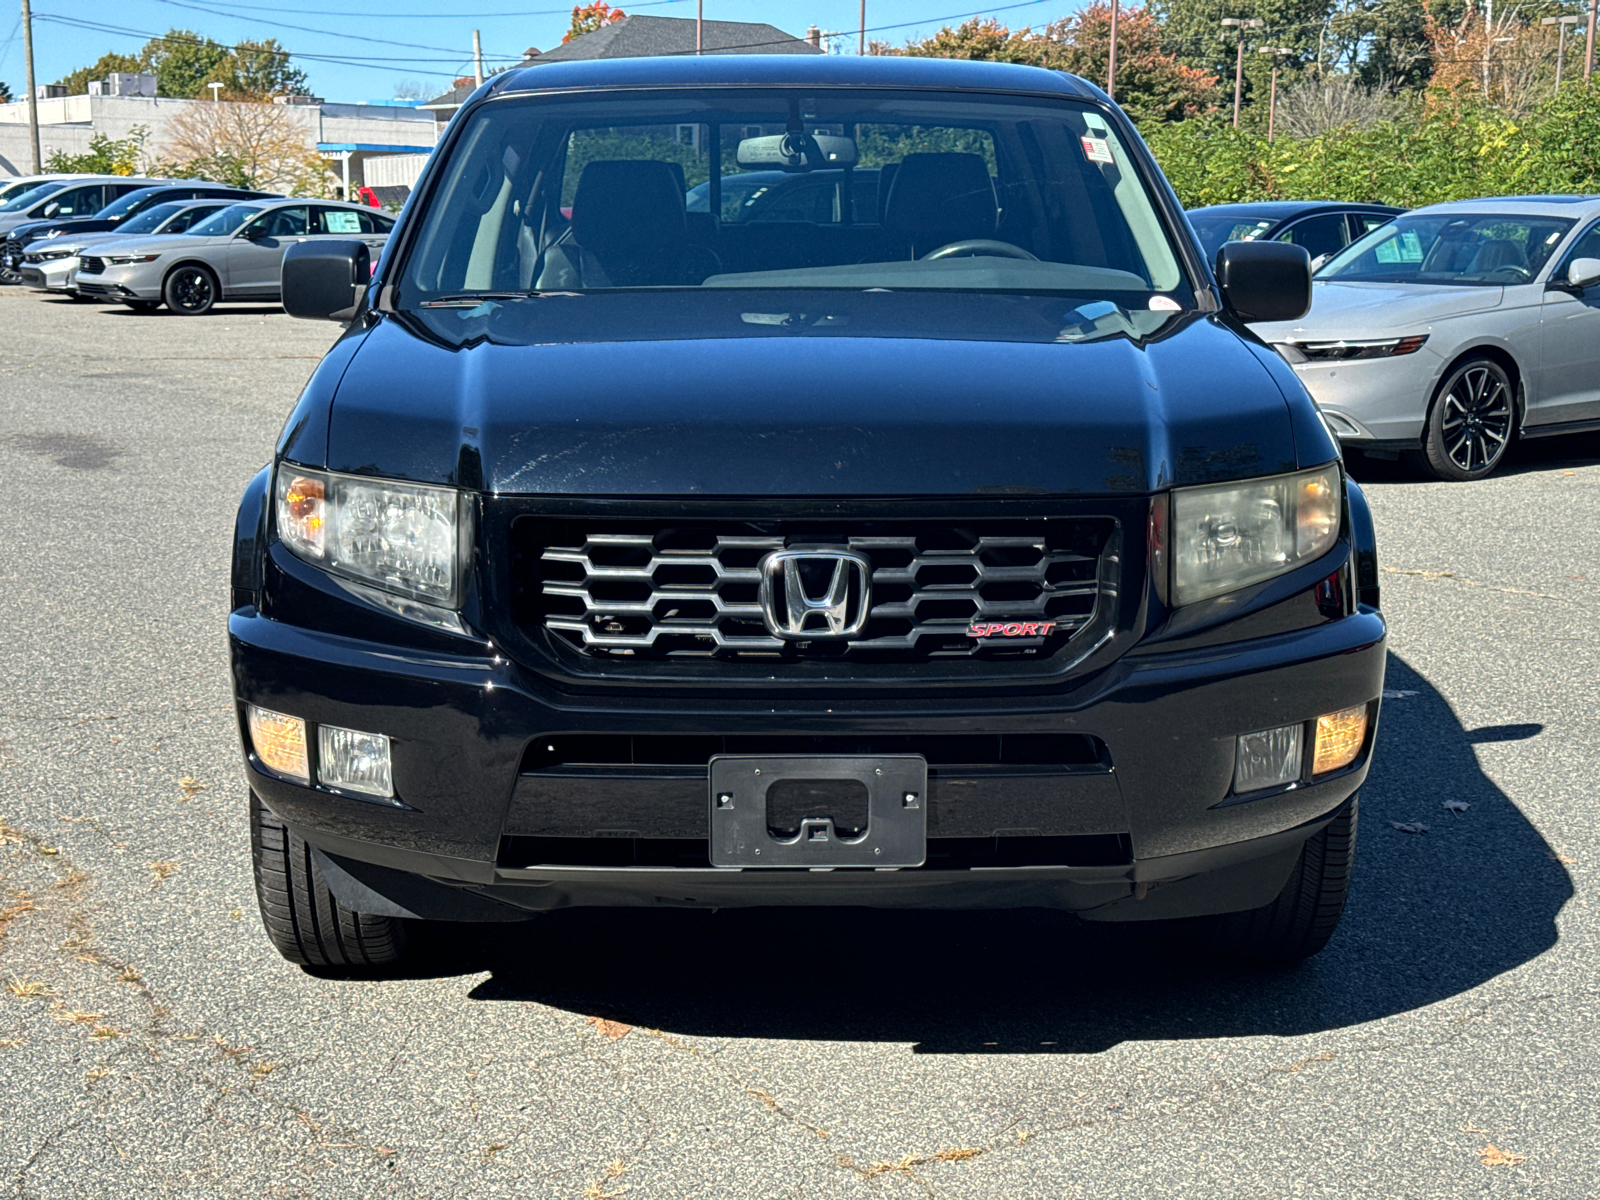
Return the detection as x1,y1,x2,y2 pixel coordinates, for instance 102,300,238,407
1188,215,1275,259
97,187,160,219
118,202,191,235
1318,212,1574,286
1,182,67,213
400,87,1188,306
187,203,263,237
0,179,49,205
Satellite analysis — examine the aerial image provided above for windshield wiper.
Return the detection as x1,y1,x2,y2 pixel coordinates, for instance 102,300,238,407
418,291,542,308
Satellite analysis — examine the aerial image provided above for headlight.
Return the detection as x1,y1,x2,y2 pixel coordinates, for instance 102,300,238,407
275,466,464,607
1287,335,1427,362
1170,465,1340,606
38,248,77,261
106,253,161,265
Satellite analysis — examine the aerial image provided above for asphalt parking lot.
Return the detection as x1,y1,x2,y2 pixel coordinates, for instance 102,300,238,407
1,290,1598,1198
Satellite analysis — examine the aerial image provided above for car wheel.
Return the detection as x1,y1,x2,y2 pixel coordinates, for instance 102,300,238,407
1200,799,1357,964
163,264,219,315
249,791,412,969
1413,357,1515,481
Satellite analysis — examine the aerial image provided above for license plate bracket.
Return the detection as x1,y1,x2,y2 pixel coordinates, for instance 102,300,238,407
709,755,927,868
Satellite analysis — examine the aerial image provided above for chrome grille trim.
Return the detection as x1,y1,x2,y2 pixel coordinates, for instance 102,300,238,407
526,521,1111,661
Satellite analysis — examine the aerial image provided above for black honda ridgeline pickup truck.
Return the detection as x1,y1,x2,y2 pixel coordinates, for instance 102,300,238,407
231,56,1385,971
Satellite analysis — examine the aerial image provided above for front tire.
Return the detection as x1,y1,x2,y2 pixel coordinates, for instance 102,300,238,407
1203,800,1358,964
163,264,219,315
250,792,411,969
1411,357,1515,481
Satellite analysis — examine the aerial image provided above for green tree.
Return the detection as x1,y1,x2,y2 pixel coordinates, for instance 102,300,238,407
208,39,308,100
139,28,230,99
1149,0,1332,107
0,81,12,104
565,2,626,42
43,125,150,175
53,52,142,96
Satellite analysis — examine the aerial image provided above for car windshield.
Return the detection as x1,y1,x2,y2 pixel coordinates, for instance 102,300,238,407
1188,215,1276,259
117,202,191,235
187,203,264,237
96,187,160,219
1317,211,1574,286
399,87,1189,306
1,182,67,213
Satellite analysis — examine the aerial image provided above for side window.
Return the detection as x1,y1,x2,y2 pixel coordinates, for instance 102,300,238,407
316,206,366,234
168,207,210,232
1275,213,1349,261
372,212,395,233
1351,213,1393,240
42,186,101,216
258,207,308,237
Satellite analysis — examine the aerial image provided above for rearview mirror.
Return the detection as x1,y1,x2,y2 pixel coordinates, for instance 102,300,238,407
1566,257,1600,290
737,132,857,171
1215,241,1312,324
281,238,370,321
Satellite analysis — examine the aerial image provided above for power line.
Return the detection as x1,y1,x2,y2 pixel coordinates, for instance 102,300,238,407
147,0,530,59
171,0,684,18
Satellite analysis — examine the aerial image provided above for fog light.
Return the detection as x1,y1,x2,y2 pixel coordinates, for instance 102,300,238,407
1234,724,1303,793
317,724,394,799
1313,704,1368,775
247,706,308,784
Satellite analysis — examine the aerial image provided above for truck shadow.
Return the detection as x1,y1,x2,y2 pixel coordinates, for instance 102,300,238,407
444,652,1570,1053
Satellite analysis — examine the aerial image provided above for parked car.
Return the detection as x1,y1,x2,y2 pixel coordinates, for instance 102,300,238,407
0,177,171,282
1188,201,1404,269
234,55,1386,973
4,182,276,274
1255,196,1600,480
75,198,394,314
0,173,100,207
16,200,237,298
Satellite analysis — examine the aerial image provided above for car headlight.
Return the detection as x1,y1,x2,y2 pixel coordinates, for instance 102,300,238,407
106,253,161,265
38,248,77,261
275,466,464,607
1285,335,1428,362
1170,465,1340,606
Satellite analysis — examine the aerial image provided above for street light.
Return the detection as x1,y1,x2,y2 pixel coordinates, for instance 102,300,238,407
1259,46,1292,142
1222,17,1264,128
1542,14,1582,93
208,81,224,102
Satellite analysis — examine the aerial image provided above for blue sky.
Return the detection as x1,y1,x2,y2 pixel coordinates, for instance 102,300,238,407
1,0,1070,104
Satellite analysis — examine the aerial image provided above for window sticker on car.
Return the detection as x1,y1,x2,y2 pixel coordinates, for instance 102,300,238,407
325,211,361,233
1081,136,1114,164
1375,230,1424,264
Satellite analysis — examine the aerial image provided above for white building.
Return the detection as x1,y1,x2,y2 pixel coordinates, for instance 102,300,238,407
0,85,438,194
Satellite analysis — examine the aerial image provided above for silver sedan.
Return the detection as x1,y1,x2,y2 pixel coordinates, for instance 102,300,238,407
73,198,393,315
17,200,235,297
1253,196,1600,480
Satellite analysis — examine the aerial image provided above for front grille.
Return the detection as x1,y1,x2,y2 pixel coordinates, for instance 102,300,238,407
515,517,1113,662
78,256,104,275
2,238,21,269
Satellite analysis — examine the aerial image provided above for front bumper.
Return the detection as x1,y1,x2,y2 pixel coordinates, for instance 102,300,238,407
73,263,163,301
231,592,1386,919
21,256,82,291
1277,345,1446,446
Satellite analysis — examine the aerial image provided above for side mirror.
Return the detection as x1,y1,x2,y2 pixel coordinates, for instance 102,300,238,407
281,238,370,321
1215,240,1312,323
1566,257,1600,290
237,223,264,240
1310,252,1331,272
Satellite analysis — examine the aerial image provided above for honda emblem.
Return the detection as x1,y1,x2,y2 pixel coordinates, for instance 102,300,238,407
758,549,871,639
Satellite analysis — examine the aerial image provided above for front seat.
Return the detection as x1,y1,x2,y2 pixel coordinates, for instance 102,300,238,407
1465,238,1528,276
538,160,688,288
881,152,998,259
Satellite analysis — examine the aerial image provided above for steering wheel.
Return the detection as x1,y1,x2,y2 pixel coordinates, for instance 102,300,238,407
1483,264,1530,282
920,239,1038,262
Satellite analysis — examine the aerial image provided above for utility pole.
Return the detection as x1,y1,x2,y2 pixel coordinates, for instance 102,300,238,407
697,0,703,53
859,0,866,55
1587,0,1600,81
1107,0,1119,99
1259,47,1292,141
472,28,485,86
1543,15,1581,94
21,0,42,174
1221,17,1263,127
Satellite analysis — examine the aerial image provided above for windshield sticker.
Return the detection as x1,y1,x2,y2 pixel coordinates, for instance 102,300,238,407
1081,136,1114,164
1149,295,1182,312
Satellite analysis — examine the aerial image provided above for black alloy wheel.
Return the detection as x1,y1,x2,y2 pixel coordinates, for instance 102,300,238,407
163,264,218,315
1415,357,1515,481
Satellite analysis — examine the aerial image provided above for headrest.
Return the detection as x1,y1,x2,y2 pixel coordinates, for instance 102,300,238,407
881,153,997,244
572,160,686,250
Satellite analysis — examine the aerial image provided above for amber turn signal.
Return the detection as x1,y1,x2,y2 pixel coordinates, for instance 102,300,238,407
1312,704,1368,775
247,705,309,784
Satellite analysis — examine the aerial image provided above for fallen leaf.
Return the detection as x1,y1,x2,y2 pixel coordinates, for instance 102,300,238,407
178,776,206,800
585,1016,632,1041
933,1147,983,1163
1441,799,1471,813
145,861,179,889
1480,1143,1528,1167
1388,821,1429,834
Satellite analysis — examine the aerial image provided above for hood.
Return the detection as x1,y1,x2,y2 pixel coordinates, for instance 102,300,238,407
17,216,115,242
312,292,1308,498
1255,280,1503,342
89,233,224,258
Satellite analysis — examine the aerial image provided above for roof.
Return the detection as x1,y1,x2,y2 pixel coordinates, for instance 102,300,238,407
490,53,1099,100
1187,201,1405,220
1414,194,1600,217
422,16,822,112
